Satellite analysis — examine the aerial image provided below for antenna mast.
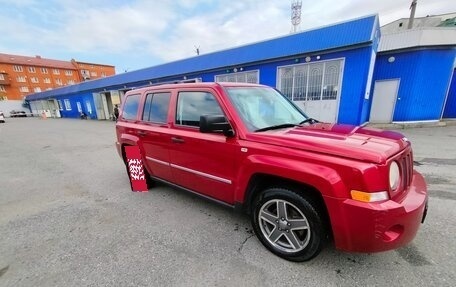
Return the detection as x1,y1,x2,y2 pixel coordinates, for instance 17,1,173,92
291,0,302,33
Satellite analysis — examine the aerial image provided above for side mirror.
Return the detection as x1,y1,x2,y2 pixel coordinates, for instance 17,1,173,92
200,115,234,137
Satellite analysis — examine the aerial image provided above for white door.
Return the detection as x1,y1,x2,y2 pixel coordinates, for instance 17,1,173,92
370,79,400,123
101,93,110,119
93,93,105,120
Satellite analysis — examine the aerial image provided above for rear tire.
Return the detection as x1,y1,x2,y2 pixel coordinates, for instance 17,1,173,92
251,187,326,262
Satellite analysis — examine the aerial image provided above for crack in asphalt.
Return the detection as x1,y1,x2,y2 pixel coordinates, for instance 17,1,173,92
0,265,9,278
238,234,255,252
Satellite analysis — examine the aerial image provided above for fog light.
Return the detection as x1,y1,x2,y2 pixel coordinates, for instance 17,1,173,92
350,190,389,203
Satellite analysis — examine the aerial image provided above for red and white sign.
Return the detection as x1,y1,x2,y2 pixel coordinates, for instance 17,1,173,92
124,146,148,192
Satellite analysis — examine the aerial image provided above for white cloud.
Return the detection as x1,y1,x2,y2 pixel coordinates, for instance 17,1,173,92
0,0,454,71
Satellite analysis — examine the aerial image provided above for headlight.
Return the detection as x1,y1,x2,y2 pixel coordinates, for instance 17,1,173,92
389,161,400,191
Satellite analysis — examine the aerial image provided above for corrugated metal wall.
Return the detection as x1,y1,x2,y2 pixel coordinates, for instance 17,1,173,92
199,46,374,125
443,69,456,118
372,48,456,121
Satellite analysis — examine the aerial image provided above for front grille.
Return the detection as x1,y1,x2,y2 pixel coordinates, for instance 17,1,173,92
400,151,413,190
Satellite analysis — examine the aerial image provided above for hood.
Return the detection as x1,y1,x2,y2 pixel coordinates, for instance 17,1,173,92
246,123,409,164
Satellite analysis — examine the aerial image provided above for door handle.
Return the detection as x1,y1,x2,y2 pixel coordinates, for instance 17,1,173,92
171,137,185,144
137,130,147,137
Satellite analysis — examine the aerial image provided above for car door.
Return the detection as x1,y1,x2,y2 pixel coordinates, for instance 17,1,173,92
168,89,237,204
137,91,173,181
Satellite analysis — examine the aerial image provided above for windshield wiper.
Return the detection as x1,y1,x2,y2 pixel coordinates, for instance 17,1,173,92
254,123,298,132
299,118,319,125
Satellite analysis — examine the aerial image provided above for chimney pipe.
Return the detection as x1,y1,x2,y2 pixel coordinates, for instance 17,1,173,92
408,0,417,29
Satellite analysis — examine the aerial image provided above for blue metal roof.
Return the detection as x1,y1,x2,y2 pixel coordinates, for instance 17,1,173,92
27,14,378,101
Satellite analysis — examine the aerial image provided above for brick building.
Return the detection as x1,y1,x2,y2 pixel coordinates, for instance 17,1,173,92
0,53,115,101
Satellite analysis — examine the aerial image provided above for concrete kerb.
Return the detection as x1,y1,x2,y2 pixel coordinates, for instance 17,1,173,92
365,120,456,129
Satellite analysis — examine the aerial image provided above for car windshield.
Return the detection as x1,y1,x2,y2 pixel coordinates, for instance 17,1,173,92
225,86,308,132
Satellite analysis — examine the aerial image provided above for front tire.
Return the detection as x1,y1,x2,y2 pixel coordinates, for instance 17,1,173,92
251,187,326,262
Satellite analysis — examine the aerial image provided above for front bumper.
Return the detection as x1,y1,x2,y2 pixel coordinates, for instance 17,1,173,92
325,170,428,253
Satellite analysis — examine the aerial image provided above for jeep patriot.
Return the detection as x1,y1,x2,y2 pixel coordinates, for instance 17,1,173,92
116,82,428,261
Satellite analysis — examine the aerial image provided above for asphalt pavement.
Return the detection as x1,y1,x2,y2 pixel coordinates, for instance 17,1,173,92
0,117,455,287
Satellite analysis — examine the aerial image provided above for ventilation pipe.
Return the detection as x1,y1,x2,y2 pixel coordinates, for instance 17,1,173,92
408,0,418,29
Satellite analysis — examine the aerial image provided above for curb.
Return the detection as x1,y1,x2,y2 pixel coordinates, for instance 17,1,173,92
365,120,456,129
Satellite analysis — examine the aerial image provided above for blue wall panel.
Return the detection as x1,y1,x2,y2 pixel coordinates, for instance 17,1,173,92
373,48,456,121
443,69,456,118
56,92,97,119
29,45,374,123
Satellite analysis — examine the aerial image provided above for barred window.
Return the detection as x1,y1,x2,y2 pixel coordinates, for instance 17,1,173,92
215,70,259,84
278,59,343,101
64,99,71,110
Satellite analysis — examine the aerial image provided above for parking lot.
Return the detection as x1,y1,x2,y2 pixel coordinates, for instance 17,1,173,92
0,117,455,287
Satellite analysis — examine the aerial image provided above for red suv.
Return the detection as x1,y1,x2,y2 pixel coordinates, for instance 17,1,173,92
116,82,428,261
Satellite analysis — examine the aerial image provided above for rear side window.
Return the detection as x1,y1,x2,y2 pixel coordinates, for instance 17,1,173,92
142,92,170,123
122,94,140,120
176,91,224,127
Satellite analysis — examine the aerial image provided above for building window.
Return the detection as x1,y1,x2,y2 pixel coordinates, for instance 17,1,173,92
13,65,23,72
65,70,73,76
81,69,90,80
55,79,62,86
86,101,92,114
19,86,29,92
57,100,63,110
101,72,106,77
44,78,51,84
277,59,343,101
17,76,26,82
0,95,7,100
64,99,71,110
67,80,75,85
41,67,48,74
215,70,259,83
28,67,36,73
34,87,41,92
76,102,82,112
0,85,5,92
91,71,98,77
53,69,60,75
30,77,39,83
0,74,4,80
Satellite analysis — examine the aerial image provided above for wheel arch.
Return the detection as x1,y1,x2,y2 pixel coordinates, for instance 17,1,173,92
242,173,333,238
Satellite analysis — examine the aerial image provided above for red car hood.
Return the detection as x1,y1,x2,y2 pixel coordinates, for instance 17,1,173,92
245,123,409,164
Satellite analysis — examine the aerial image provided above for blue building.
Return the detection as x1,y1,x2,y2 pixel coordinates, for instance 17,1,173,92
25,14,456,124
369,28,456,123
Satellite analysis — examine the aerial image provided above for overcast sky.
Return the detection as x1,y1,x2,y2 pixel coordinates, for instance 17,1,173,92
0,0,454,73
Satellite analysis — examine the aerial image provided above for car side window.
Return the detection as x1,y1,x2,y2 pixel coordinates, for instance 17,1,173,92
142,92,170,123
176,91,224,127
122,94,141,120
